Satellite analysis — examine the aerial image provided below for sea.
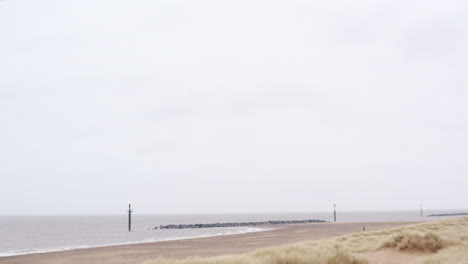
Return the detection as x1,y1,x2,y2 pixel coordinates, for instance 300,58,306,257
1,210,466,257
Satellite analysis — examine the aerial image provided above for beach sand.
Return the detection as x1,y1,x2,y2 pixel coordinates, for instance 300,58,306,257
0,221,414,264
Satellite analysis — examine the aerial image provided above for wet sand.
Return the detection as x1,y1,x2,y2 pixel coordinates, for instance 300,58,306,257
0,221,415,264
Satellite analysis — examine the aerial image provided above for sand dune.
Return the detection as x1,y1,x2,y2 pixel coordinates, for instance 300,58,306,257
144,217,468,264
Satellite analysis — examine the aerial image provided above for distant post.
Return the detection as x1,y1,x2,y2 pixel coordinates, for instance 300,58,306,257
334,204,336,222
128,204,133,231
420,204,423,218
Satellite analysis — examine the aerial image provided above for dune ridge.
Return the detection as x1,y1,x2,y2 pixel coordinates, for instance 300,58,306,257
144,217,468,264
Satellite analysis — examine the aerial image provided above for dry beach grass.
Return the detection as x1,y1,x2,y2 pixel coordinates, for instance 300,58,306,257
144,217,468,264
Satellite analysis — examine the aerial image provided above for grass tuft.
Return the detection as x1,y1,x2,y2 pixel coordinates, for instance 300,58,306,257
380,232,454,252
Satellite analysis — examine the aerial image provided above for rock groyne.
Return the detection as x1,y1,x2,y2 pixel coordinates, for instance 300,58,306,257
156,219,326,229
427,213,468,217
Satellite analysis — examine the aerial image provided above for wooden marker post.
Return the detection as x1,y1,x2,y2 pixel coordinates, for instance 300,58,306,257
334,204,336,222
128,204,133,231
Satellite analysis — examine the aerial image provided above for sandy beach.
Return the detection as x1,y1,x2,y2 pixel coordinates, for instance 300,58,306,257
0,221,414,264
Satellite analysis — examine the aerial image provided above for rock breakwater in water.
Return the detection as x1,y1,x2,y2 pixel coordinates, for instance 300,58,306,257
427,212,468,217
156,219,326,229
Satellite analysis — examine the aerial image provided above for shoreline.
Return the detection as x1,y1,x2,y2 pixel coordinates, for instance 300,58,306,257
0,221,417,264
0,226,272,258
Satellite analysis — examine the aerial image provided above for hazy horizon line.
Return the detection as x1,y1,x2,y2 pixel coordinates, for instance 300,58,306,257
2,208,467,217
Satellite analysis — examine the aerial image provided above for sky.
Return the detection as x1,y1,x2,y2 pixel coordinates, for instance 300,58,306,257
1,0,467,215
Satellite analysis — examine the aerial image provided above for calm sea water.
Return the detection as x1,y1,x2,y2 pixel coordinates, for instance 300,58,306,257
0,210,465,257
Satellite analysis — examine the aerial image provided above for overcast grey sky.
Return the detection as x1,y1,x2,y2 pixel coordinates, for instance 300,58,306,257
1,0,467,215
